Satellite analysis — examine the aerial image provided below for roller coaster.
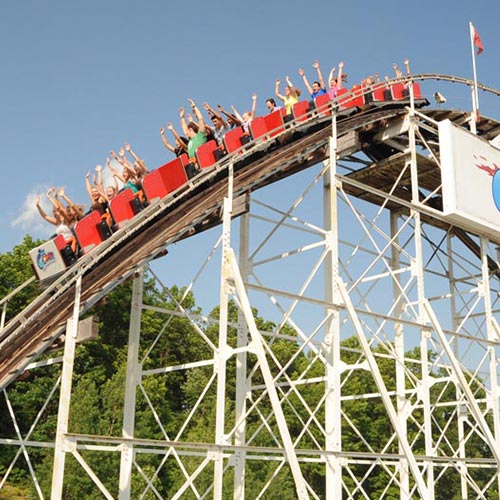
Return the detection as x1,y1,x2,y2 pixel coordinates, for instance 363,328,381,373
2,73,500,499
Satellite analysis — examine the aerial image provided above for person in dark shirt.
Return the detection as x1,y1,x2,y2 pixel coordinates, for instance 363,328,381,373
265,98,281,114
85,166,108,215
160,123,188,157
217,104,241,128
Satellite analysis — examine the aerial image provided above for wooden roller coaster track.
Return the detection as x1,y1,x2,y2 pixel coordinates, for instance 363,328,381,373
1,74,500,392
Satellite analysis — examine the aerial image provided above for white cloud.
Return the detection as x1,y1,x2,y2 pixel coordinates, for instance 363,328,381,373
12,185,54,239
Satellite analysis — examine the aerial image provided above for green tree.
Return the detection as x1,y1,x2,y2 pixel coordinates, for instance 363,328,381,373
0,235,42,322
1,238,498,499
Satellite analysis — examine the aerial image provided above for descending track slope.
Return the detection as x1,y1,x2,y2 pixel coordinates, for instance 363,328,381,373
1,74,500,391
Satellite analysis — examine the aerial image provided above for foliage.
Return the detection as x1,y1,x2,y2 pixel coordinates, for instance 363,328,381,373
0,235,43,322
0,241,498,499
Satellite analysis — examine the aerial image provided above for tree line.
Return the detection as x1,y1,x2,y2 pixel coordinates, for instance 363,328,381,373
0,237,496,499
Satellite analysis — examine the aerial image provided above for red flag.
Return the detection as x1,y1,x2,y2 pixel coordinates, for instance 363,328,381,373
472,25,484,55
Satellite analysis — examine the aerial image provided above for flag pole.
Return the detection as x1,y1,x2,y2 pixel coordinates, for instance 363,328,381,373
469,21,479,133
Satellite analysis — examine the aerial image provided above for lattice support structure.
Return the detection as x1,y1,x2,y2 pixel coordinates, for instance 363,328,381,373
2,83,500,499
118,268,143,500
50,276,82,500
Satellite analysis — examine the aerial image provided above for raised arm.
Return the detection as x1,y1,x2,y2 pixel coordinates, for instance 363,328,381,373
125,143,147,175
125,143,138,163
109,149,135,181
188,98,205,133
204,102,228,127
35,196,57,225
46,189,67,221
118,147,134,173
285,76,300,98
251,93,257,117
298,68,313,95
94,183,106,200
59,188,84,220
58,187,72,207
179,107,188,136
275,79,285,102
328,67,336,87
107,158,124,185
167,123,187,153
125,143,144,166
217,104,241,126
112,167,126,184
85,171,95,199
123,163,137,180
313,60,326,90
106,158,120,191
46,188,59,210
231,104,244,124
95,164,104,193
404,58,411,76
160,127,175,153
336,61,344,89
109,150,124,168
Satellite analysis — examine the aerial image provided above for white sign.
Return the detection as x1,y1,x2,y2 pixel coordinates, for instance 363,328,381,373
439,119,500,241
29,239,67,281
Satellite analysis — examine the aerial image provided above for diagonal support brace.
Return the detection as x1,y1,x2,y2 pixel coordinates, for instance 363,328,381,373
227,247,310,500
338,278,430,499
423,299,500,464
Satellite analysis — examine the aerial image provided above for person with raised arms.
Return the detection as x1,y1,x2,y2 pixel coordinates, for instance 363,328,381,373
298,60,327,99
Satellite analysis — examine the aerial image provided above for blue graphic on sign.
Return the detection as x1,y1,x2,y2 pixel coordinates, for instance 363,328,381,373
37,248,55,270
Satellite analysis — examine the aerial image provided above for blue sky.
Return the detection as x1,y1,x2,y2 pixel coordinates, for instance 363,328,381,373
1,1,498,268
